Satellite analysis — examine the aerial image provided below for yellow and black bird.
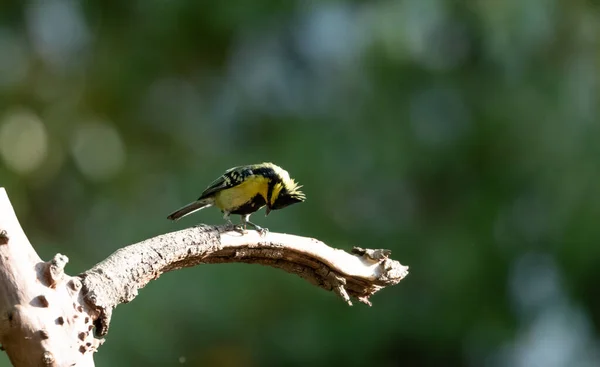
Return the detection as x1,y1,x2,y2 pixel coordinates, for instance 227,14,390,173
167,163,305,233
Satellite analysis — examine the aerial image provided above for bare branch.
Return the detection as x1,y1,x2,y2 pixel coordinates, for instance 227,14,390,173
80,225,409,336
0,186,409,366
0,188,98,367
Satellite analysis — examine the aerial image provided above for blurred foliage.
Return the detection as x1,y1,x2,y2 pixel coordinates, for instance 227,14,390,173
1,0,600,366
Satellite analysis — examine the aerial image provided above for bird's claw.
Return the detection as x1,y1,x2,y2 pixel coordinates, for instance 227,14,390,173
232,224,246,234
230,225,267,236
239,221,267,237
245,221,268,236
256,227,269,237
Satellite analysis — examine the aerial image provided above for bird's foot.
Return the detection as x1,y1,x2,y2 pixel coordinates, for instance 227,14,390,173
222,217,245,234
228,223,246,234
246,221,269,237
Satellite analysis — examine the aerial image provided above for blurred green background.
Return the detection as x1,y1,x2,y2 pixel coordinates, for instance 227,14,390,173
1,0,600,366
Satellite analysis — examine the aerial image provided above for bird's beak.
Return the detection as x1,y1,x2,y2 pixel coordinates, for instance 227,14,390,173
265,207,271,216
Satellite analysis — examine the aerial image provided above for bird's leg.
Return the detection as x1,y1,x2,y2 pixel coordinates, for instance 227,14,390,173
223,212,244,233
241,214,268,236
223,211,233,225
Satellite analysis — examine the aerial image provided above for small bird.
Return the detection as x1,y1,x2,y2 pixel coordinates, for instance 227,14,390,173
167,163,305,233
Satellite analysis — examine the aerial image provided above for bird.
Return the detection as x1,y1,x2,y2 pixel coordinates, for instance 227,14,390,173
167,162,305,234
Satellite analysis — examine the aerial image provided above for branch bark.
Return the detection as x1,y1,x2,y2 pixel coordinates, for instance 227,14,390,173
0,189,99,367
0,187,409,366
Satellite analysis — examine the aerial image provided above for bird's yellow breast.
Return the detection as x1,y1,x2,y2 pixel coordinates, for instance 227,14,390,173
214,175,269,212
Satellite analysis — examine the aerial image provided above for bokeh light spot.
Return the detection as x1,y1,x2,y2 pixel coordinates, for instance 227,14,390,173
25,0,91,71
70,120,126,182
0,108,48,175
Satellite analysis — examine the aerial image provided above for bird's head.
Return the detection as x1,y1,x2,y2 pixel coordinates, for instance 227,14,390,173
264,164,305,215
266,185,305,215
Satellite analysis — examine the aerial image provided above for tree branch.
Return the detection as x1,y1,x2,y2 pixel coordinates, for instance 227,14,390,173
0,186,409,366
80,225,409,336
0,188,99,367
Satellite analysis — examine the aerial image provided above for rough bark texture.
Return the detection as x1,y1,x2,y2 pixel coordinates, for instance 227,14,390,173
81,226,409,336
0,187,409,366
0,189,100,367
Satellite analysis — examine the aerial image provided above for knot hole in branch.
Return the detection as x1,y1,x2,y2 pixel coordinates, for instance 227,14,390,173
0,230,8,245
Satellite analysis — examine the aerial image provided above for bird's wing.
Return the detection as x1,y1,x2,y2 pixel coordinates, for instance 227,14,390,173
197,165,254,199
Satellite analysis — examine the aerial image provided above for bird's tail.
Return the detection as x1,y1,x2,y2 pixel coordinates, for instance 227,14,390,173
167,198,213,221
